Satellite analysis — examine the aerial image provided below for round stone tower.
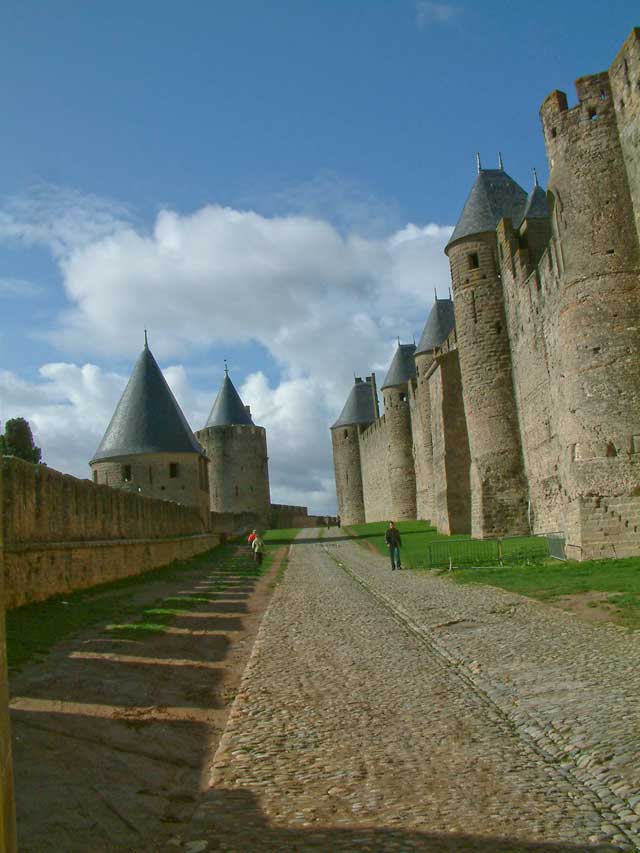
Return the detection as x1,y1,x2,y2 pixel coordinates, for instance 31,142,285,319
445,160,529,537
413,296,456,521
331,376,378,525
195,369,271,525
381,342,417,521
540,73,640,500
90,338,210,528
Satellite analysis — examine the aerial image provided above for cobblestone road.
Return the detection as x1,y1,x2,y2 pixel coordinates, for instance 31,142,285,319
186,530,639,852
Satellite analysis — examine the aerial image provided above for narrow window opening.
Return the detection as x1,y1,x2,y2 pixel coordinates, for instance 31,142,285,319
588,107,598,120
467,252,480,270
495,322,502,335
235,485,239,497
122,464,132,482
599,89,607,100
93,470,98,484
550,127,557,139
605,442,618,458
399,392,407,402
169,462,179,478
344,429,348,439
470,290,477,324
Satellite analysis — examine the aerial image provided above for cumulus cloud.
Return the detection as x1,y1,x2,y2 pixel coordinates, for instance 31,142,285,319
0,184,454,511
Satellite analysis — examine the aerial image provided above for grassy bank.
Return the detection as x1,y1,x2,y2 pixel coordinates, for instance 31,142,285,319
453,557,640,629
349,520,457,568
6,528,299,673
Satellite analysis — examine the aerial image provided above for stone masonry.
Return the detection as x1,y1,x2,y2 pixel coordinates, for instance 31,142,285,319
332,28,640,558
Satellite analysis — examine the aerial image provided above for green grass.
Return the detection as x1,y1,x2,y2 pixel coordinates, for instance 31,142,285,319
262,527,302,544
5,539,272,673
349,520,443,568
453,556,640,629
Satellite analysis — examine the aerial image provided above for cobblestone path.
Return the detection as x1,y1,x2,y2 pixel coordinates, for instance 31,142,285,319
186,530,639,851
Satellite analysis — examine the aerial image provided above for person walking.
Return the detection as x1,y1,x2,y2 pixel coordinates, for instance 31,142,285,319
384,521,402,571
252,531,266,566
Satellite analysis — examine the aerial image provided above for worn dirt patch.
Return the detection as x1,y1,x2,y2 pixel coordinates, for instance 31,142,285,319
547,589,627,627
10,545,287,852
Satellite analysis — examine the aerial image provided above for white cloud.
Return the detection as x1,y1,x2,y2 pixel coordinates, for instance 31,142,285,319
416,2,459,28
0,185,454,512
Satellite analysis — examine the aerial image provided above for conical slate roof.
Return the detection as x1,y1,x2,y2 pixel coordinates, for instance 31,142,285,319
518,184,549,224
446,168,528,250
91,344,204,463
416,298,455,355
205,373,254,427
331,378,377,429
381,343,417,390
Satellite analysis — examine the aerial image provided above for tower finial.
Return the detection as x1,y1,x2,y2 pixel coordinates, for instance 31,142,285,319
434,287,438,302
498,151,504,170
224,359,229,377
397,335,401,346
144,329,148,348
533,166,539,187
476,152,482,173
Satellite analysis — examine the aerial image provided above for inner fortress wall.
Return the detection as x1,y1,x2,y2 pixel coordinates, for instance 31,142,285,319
359,418,392,523
2,456,223,609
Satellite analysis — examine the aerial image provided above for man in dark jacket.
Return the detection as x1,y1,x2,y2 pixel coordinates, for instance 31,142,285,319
384,521,402,570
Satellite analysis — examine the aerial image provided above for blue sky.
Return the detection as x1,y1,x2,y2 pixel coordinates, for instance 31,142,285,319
0,1,636,512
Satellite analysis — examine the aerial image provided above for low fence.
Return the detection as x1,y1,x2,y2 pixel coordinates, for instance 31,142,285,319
425,535,553,569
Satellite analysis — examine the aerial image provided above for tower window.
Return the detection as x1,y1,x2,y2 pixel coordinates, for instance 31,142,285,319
122,464,132,482
468,252,480,270
169,463,179,478
344,429,348,438
93,470,98,484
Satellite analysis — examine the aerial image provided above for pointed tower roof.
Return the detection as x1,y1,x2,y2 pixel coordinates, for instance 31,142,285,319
518,182,549,224
446,168,528,250
331,377,377,429
381,343,417,390
205,371,254,427
91,342,204,463
416,298,456,355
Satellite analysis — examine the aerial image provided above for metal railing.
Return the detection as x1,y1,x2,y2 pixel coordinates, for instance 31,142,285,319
426,534,553,569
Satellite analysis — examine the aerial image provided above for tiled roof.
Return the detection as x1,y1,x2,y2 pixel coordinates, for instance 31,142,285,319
416,298,455,355
381,343,417,390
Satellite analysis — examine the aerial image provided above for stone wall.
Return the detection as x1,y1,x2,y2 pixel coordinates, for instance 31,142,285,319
382,388,417,521
91,451,211,527
359,418,392,522
428,350,471,534
447,234,529,538
331,426,366,525
2,457,221,610
0,462,17,851
269,504,336,529
196,425,271,525
411,353,435,521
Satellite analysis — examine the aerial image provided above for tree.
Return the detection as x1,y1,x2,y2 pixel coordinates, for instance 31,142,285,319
0,417,42,464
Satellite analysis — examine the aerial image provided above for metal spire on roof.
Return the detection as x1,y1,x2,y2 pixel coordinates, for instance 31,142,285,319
498,152,504,170
434,287,438,302
476,152,482,173
224,359,229,377
533,167,539,187
144,329,148,348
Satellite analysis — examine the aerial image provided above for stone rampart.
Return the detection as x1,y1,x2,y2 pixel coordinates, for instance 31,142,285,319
0,461,17,851
2,457,221,610
269,504,335,529
359,417,392,522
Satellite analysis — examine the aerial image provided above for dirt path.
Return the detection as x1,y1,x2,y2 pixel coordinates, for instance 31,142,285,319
10,544,286,852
